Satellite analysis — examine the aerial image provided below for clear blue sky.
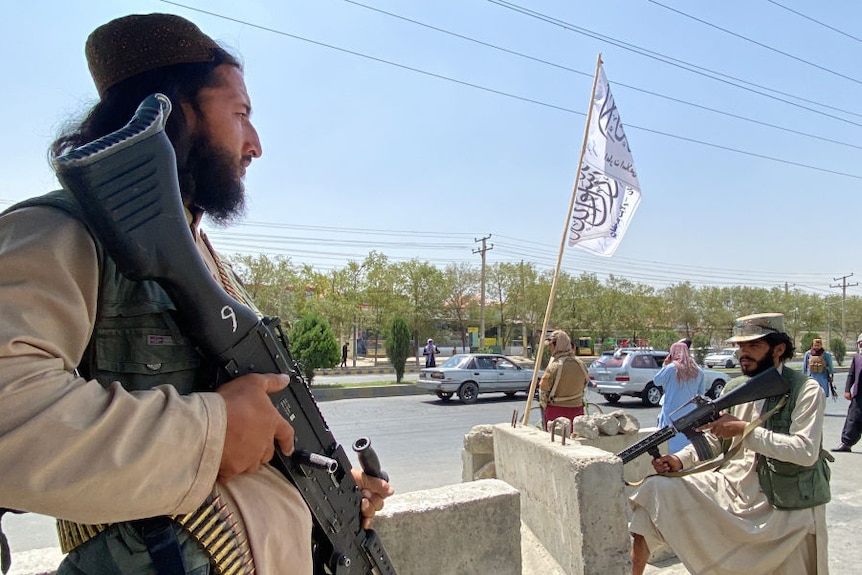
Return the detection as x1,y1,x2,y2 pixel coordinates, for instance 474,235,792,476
3,0,861,296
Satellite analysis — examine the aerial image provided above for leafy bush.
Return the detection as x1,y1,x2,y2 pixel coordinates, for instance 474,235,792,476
385,317,412,383
288,311,340,384
830,337,846,366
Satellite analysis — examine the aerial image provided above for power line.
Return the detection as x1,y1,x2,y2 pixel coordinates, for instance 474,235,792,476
344,0,862,152
200,224,847,292
487,0,862,122
158,0,862,181
765,0,862,45
647,0,862,86
0,189,849,292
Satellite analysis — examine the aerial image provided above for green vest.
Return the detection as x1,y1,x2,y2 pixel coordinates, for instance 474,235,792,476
736,367,831,510
3,190,216,393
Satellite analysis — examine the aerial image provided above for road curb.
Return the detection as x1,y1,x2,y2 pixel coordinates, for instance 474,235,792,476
311,384,429,402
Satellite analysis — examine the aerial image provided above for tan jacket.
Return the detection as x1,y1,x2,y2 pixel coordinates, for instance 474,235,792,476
0,206,311,574
539,352,588,407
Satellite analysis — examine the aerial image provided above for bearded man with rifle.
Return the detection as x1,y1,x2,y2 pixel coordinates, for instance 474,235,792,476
0,13,393,575
629,313,831,575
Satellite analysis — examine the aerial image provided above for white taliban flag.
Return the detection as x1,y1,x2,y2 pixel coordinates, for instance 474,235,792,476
567,63,641,257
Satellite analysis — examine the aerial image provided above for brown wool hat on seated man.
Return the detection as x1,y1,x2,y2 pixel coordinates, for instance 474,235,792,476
726,313,785,343
85,13,223,97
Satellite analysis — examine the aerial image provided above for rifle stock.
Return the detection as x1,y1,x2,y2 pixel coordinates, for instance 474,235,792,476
53,94,396,575
616,367,789,464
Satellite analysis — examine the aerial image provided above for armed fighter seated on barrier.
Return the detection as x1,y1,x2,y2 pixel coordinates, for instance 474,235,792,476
626,313,831,575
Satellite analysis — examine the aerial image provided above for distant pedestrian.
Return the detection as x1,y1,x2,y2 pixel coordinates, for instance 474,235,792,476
341,342,348,368
803,338,834,398
423,338,440,368
655,342,705,452
664,337,692,365
832,333,862,453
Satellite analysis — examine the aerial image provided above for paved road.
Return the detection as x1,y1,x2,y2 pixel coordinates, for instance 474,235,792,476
7,379,862,574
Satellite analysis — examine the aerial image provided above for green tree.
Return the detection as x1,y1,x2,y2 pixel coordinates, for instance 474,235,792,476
228,254,299,319
650,330,682,351
487,262,514,349
386,317,412,383
662,282,699,338
694,286,736,346
288,311,340,384
441,262,479,351
363,251,400,364
830,338,846,366
393,259,446,363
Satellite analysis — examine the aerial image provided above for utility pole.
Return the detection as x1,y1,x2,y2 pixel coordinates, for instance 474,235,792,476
830,273,857,341
473,235,493,350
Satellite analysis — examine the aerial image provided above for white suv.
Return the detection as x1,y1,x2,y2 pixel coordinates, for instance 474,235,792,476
589,348,728,406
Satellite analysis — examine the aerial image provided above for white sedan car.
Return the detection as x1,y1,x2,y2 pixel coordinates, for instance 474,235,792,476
704,348,739,369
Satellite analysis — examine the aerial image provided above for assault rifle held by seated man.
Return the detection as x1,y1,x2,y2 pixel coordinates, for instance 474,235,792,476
617,367,789,464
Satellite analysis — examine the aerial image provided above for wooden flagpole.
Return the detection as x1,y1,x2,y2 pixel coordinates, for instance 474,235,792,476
521,52,604,426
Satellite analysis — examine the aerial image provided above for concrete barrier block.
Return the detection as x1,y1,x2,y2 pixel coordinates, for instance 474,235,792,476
461,446,495,482
374,479,521,575
493,424,630,575
463,424,495,454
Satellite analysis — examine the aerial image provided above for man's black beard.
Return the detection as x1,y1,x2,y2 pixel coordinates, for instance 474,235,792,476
740,346,776,377
180,134,246,226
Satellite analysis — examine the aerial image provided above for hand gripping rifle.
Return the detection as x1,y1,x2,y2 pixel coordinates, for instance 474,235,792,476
616,367,789,464
52,94,395,575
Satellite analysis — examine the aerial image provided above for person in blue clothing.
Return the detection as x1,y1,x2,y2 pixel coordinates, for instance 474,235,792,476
802,338,834,398
655,341,705,453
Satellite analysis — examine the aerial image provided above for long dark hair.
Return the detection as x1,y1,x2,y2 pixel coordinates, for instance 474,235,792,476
50,49,241,195
764,332,795,362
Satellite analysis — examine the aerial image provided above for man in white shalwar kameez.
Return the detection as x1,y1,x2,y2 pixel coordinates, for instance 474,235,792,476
629,313,830,575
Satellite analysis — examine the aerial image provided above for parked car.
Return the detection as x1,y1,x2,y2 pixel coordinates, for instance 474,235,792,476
417,353,542,404
589,348,728,406
704,348,739,369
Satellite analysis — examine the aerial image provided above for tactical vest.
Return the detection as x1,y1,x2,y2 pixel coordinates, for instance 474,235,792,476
3,191,253,574
548,354,587,406
5,191,216,391
754,367,831,509
808,354,825,374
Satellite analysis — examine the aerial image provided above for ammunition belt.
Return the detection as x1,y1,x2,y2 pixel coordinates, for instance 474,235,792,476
57,493,254,575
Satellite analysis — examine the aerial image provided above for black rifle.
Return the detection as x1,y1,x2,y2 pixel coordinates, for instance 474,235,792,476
616,367,789,464
52,94,395,575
